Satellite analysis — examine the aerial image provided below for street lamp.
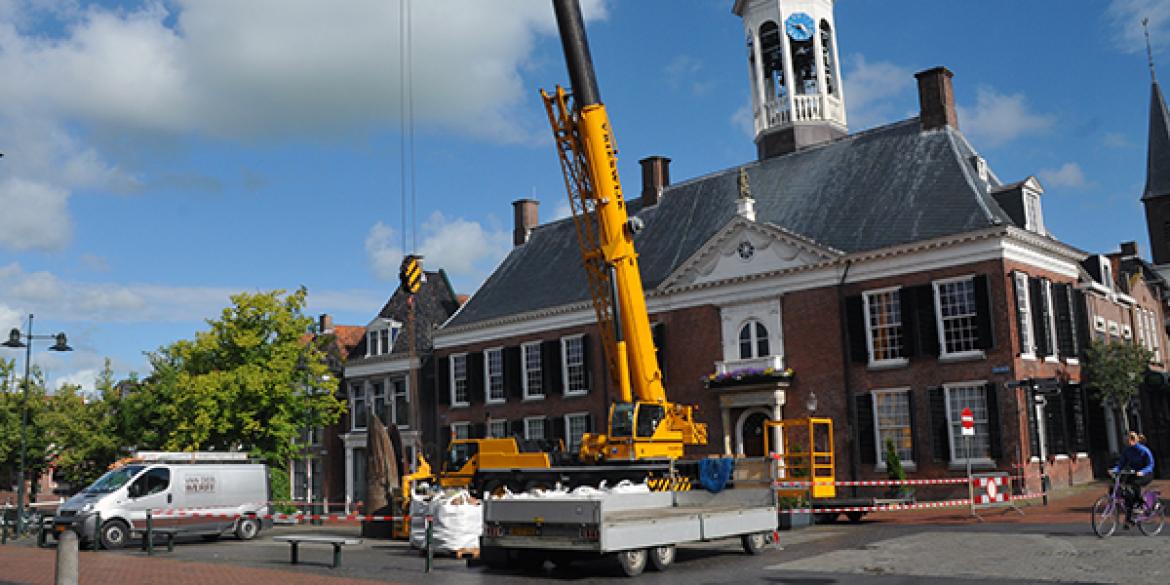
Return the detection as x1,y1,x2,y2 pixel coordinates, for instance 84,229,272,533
3,314,71,534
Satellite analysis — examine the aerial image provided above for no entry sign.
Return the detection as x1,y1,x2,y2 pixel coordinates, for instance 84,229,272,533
960,407,975,436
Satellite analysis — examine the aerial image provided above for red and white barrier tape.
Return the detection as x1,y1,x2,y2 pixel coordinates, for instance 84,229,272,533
774,478,971,488
150,510,404,523
779,498,973,514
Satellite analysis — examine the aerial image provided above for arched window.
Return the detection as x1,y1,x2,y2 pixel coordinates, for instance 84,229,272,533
790,29,817,95
820,20,837,96
758,21,786,102
738,320,771,359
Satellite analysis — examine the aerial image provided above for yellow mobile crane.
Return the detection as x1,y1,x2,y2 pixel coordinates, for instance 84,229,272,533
542,0,707,464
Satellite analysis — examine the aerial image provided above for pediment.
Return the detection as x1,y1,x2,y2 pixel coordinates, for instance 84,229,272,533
660,217,840,291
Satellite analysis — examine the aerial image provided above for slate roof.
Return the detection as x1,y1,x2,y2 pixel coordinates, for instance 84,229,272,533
1144,81,1170,201
448,118,1015,329
351,270,462,358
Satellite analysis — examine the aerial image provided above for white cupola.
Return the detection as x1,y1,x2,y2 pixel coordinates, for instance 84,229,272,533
733,0,847,159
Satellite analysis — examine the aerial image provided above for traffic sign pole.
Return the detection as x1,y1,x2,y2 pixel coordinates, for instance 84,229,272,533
960,407,979,521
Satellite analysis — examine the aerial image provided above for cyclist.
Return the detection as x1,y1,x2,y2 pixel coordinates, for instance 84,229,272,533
1110,431,1155,525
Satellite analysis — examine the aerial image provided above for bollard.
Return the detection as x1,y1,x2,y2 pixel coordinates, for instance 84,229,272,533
424,515,433,573
145,510,154,556
37,516,47,548
55,529,79,585
91,513,102,551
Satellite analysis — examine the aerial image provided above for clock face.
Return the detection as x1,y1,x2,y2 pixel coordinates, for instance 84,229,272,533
737,240,755,261
785,12,815,42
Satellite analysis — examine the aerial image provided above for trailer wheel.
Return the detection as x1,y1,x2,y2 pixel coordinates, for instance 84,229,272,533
741,532,767,555
616,548,648,577
846,511,865,523
235,517,260,540
648,545,675,571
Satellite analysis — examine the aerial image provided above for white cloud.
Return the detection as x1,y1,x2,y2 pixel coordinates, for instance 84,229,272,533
1106,0,1170,54
1104,132,1134,148
0,304,20,333
364,212,511,289
957,87,1055,148
1039,162,1091,189
842,54,915,130
53,368,98,393
0,177,72,250
664,55,713,96
731,102,754,138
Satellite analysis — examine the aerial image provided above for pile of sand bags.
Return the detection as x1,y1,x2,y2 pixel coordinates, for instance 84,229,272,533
409,490,482,551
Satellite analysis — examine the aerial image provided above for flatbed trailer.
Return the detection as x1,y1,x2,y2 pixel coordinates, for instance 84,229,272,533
481,487,776,576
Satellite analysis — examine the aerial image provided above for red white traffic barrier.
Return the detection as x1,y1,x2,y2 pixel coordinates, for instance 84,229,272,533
774,478,970,488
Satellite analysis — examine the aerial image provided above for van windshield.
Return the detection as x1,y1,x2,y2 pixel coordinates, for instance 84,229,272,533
83,465,146,494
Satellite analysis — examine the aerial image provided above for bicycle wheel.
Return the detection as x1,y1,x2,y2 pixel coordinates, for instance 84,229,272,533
1138,501,1165,536
1091,495,1119,538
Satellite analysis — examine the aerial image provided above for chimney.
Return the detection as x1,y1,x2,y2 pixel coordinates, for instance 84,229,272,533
915,66,959,131
639,156,671,206
1120,241,1140,258
512,199,539,246
318,314,333,334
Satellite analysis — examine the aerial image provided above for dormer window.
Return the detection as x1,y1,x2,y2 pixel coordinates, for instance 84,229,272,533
365,318,403,357
1101,260,1114,291
1023,188,1045,235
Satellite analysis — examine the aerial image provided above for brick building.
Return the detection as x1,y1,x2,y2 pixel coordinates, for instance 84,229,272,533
427,0,1165,492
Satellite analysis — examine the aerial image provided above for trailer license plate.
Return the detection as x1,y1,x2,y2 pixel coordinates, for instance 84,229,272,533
509,525,539,537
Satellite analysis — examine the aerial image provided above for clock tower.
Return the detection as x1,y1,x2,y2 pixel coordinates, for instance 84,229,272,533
733,0,847,160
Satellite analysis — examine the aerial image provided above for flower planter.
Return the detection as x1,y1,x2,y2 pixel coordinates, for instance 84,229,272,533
778,510,813,530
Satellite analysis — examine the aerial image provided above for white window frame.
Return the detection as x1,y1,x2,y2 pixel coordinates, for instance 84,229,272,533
1041,280,1059,363
862,287,908,367
451,421,471,440
737,319,771,360
371,380,387,424
1013,273,1035,359
870,388,915,470
487,418,509,439
450,353,469,407
521,341,544,401
484,347,506,404
943,381,994,467
390,377,410,429
1094,316,1107,333
933,276,984,360
564,412,590,452
562,335,588,396
1023,189,1045,235
524,416,547,441
1123,325,1133,340
350,383,368,431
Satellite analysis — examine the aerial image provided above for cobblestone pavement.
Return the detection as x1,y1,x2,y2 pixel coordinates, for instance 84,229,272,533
1,480,1167,584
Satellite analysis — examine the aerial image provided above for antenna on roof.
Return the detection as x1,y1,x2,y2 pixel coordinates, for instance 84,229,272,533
1144,17,1158,83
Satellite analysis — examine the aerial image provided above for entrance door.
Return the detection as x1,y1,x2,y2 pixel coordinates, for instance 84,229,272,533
742,412,769,457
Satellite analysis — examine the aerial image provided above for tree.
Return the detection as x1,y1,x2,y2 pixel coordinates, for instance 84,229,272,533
130,288,345,468
1081,339,1153,438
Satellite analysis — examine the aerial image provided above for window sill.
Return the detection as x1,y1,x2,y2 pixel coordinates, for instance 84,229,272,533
947,459,996,471
1064,358,1079,366
485,398,506,405
939,351,985,364
563,391,589,398
1020,354,1036,361
867,358,909,371
1043,356,1060,364
875,462,917,473
450,403,470,409
522,395,546,402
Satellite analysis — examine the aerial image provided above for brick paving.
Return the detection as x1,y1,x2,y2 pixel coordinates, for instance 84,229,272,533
0,546,398,585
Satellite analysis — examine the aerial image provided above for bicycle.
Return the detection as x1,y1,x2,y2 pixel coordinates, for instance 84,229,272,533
1091,470,1165,537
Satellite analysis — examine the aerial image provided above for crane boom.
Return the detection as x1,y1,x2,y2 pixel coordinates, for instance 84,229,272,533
543,0,706,462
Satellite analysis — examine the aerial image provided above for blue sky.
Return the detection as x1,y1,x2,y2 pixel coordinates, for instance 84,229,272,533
0,0,1166,392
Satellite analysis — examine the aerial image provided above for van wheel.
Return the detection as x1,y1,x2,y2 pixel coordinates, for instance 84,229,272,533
649,545,675,571
99,519,130,550
742,532,767,555
235,517,260,540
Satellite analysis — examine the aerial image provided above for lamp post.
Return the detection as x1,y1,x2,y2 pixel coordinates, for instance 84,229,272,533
3,314,71,534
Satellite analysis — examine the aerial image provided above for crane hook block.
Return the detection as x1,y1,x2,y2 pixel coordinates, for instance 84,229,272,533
399,255,425,295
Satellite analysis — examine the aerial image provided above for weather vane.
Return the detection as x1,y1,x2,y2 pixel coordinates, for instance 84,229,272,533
1144,17,1157,82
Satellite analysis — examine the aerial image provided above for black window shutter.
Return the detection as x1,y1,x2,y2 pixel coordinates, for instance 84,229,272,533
929,387,950,461
585,413,595,434
973,274,995,350
1029,278,1050,357
437,356,450,406
899,288,918,358
855,393,876,464
581,334,592,393
1011,272,1031,355
1026,386,1040,458
914,285,940,356
1053,283,1075,358
1044,389,1068,455
550,415,566,449
468,351,485,404
542,340,563,395
472,422,486,440
1066,384,1088,453
504,346,522,400
1066,285,1082,356
985,383,1002,460
845,295,868,362
510,419,525,439
651,322,667,383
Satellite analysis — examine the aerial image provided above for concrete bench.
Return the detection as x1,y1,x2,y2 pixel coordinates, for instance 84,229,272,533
272,534,362,568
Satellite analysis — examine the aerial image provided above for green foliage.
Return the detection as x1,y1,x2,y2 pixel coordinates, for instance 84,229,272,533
267,467,297,513
1082,339,1153,433
883,438,913,500
126,288,345,469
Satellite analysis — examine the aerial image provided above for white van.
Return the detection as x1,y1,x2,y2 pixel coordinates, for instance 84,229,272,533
54,452,271,549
